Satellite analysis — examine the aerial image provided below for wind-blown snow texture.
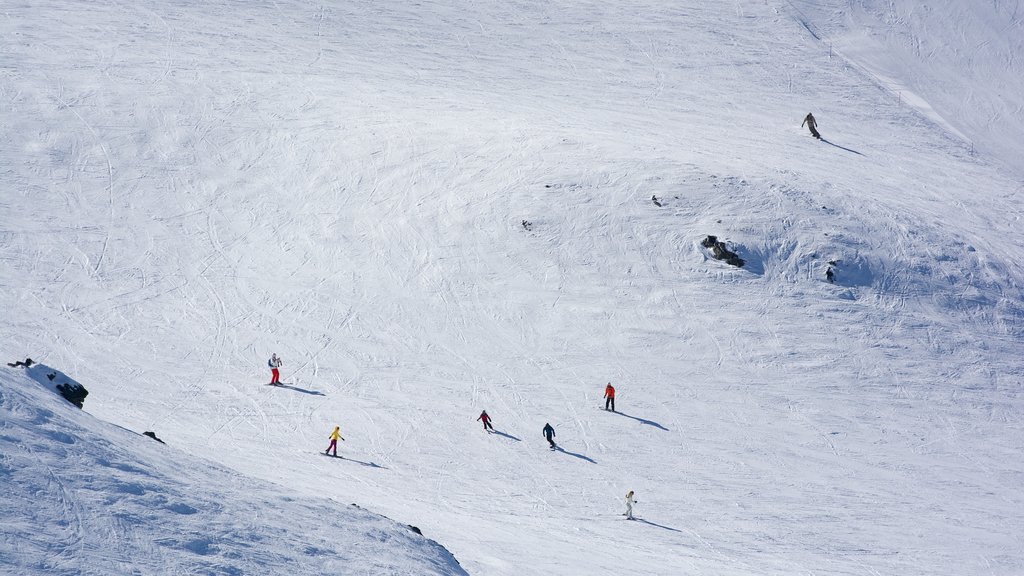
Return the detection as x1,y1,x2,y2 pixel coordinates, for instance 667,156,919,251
0,370,466,575
2,1,1022,575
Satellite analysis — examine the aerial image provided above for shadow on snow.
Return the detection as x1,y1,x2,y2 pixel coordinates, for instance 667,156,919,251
270,384,325,396
554,446,596,464
611,410,669,431
820,138,865,156
633,518,682,532
323,454,386,469
491,430,521,441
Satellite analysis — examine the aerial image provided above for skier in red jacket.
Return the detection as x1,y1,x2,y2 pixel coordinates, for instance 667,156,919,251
604,383,616,412
477,410,494,432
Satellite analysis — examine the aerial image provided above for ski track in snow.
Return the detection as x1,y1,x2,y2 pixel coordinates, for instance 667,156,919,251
2,1,1023,575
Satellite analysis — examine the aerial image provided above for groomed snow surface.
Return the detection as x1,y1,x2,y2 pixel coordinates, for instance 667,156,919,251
2,1,1022,575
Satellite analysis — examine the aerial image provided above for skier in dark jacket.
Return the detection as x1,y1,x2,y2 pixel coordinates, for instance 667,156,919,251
542,423,556,449
802,113,821,139
477,410,494,432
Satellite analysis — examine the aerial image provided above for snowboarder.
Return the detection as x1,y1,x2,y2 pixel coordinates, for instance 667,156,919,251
7,358,34,368
825,266,835,283
325,425,344,456
604,383,616,412
543,423,556,449
802,112,821,140
268,353,282,385
477,410,494,432
625,490,637,519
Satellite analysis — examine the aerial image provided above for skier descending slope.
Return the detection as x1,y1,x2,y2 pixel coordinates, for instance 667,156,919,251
477,410,494,432
543,423,556,449
624,490,637,520
802,112,821,140
325,425,344,456
603,383,616,412
267,353,283,385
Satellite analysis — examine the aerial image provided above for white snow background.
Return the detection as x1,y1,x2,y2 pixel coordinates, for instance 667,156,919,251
2,1,1022,575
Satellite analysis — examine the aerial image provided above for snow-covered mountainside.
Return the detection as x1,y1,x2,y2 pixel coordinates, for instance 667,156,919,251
0,369,466,575
2,1,1022,575
790,0,1024,180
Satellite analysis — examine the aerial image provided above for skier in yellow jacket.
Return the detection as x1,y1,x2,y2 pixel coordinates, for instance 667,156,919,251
325,425,344,457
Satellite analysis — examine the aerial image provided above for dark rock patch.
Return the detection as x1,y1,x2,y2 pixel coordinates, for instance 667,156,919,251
701,235,745,267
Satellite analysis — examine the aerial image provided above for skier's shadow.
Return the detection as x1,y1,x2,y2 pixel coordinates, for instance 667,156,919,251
820,138,865,156
327,454,386,469
634,518,681,532
491,430,521,442
612,411,669,431
554,446,596,464
273,384,325,396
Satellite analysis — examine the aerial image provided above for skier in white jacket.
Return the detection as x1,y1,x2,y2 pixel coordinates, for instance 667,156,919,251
625,490,637,520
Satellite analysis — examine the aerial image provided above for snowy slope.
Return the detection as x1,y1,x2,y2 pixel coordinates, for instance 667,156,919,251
0,370,466,575
2,1,1023,575
789,0,1024,181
